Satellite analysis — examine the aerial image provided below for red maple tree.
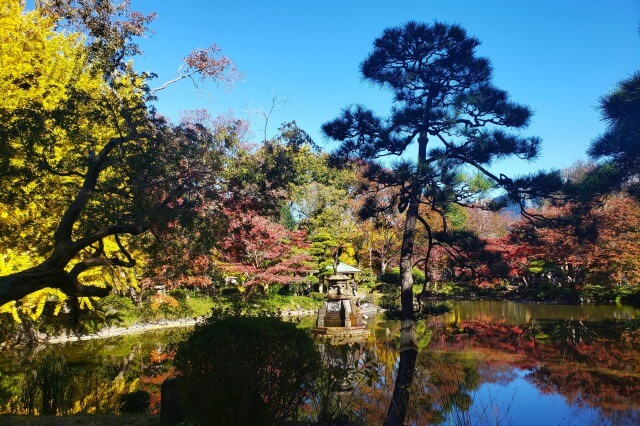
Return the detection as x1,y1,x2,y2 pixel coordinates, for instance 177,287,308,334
220,206,314,287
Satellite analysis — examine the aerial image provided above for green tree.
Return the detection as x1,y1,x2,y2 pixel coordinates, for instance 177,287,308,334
224,121,320,221
323,21,540,424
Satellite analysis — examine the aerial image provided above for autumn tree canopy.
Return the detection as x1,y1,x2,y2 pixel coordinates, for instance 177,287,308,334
488,194,640,290
0,0,237,317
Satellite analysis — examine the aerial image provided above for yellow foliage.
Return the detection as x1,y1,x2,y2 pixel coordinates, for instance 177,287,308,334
0,1,149,316
70,377,140,414
0,301,20,322
0,1,97,115
78,297,93,311
0,235,146,323
0,287,68,323
0,249,42,275
0,1,106,273
73,235,146,294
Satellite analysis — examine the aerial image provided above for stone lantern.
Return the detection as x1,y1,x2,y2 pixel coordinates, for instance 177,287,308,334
312,264,369,340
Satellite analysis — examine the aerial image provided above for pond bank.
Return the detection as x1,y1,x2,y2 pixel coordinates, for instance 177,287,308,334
46,317,204,344
419,283,640,306
44,307,331,344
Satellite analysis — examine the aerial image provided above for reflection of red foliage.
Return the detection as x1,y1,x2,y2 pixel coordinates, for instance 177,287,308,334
432,321,533,351
428,320,640,412
149,348,175,364
140,349,177,414
141,371,174,414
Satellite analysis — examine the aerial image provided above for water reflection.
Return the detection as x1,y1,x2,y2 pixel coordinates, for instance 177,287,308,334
362,302,640,425
0,302,637,424
0,329,188,414
442,300,639,324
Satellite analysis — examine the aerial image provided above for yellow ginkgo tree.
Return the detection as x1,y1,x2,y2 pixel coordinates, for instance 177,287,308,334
0,0,239,321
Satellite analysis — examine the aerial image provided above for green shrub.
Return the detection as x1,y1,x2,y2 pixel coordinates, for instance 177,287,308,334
523,283,579,303
379,267,425,285
168,288,188,302
277,283,304,296
358,268,378,288
374,282,399,294
379,267,400,284
267,284,284,295
183,295,214,317
305,275,319,286
431,281,467,296
173,315,321,424
618,286,640,304
289,295,322,310
253,294,287,312
581,285,615,302
309,291,326,301
581,284,640,304
220,286,241,296
247,294,322,313
379,290,400,313
412,268,426,285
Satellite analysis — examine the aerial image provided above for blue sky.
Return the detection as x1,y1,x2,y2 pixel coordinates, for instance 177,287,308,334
132,1,639,177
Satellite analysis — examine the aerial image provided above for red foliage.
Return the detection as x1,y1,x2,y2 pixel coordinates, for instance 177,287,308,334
589,196,640,285
220,206,314,286
489,195,640,288
141,218,218,291
184,43,242,85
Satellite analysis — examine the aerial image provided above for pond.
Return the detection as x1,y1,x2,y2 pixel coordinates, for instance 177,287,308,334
383,301,640,425
0,301,638,425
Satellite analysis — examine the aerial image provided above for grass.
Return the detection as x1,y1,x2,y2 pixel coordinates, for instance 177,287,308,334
255,294,322,312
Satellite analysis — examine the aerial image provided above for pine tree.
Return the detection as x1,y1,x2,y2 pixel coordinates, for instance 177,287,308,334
323,21,541,424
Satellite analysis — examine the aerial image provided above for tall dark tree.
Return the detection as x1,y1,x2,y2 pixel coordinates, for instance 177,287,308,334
323,21,540,425
587,72,640,198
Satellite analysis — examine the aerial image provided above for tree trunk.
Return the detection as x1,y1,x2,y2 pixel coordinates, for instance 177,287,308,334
384,132,427,425
381,260,389,275
0,265,73,306
384,184,420,425
385,342,418,425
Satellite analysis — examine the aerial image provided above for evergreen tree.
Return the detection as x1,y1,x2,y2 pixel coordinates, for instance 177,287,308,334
323,21,540,425
587,72,640,198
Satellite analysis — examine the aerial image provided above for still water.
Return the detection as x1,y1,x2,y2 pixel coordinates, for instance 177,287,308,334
0,301,638,425
381,302,640,425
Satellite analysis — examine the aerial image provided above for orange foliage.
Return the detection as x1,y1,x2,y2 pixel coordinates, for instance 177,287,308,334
149,294,180,311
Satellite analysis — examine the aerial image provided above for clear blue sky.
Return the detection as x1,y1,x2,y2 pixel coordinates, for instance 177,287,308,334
131,1,639,177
